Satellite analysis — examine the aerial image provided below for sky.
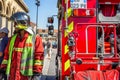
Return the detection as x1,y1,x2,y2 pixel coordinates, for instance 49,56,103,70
24,0,58,29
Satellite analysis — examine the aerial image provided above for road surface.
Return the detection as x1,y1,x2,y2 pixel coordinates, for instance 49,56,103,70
41,49,57,80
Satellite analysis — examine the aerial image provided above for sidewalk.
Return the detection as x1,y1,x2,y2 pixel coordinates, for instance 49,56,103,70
42,51,51,75
41,49,57,80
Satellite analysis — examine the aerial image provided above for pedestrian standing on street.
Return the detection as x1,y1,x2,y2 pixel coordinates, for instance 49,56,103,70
0,27,9,63
42,40,47,57
0,12,44,80
46,38,52,59
0,27,9,80
42,40,46,49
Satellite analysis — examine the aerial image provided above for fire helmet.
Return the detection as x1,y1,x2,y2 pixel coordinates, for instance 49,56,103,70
10,12,30,28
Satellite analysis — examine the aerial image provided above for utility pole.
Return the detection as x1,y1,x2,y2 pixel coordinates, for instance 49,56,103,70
35,0,40,34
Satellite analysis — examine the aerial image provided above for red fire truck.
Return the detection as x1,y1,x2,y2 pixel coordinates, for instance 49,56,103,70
56,0,120,80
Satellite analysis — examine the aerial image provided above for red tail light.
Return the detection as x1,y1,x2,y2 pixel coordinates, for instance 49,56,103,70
73,9,95,17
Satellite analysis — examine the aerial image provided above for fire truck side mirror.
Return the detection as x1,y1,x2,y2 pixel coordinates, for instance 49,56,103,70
48,17,54,23
48,25,54,35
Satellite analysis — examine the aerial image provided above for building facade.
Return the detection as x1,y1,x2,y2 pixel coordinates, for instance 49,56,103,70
30,22,36,34
0,0,29,36
37,28,58,41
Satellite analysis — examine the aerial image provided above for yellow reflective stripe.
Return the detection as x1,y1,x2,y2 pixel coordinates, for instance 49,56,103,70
64,59,70,72
16,24,27,29
2,60,8,64
65,44,69,54
65,21,74,37
65,0,67,4
65,0,69,4
65,8,72,20
14,48,23,52
34,60,43,65
92,57,99,59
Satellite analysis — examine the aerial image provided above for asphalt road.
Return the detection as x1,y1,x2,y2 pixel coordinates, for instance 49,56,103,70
41,49,57,80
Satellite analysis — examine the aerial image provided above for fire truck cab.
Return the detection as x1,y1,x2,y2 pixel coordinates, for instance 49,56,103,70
57,0,120,80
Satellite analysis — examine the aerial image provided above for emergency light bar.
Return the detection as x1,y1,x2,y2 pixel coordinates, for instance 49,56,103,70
73,9,95,17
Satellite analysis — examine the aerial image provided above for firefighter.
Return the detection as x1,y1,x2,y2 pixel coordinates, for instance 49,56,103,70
0,12,44,80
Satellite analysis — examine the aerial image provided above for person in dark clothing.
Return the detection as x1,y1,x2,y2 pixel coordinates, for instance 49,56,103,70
0,27,9,80
46,38,52,58
0,27,9,64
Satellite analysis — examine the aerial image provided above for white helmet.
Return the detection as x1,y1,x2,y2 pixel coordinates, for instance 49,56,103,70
0,27,9,34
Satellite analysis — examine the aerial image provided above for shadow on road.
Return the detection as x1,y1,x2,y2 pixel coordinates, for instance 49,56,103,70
41,75,56,80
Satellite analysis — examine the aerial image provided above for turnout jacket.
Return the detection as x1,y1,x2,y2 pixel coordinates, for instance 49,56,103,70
1,32,44,80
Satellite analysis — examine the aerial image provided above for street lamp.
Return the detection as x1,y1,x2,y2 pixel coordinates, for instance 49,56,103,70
35,0,40,34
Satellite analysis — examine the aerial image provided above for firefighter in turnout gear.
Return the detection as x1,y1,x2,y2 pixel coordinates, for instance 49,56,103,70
0,12,44,80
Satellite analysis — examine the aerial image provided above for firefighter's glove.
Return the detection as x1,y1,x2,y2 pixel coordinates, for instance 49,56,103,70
0,69,6,80
0,68,6,74
32,72,42,80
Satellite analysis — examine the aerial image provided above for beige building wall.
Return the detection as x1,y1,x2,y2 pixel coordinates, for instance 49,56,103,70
0,0,29,37
38,29,58,42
